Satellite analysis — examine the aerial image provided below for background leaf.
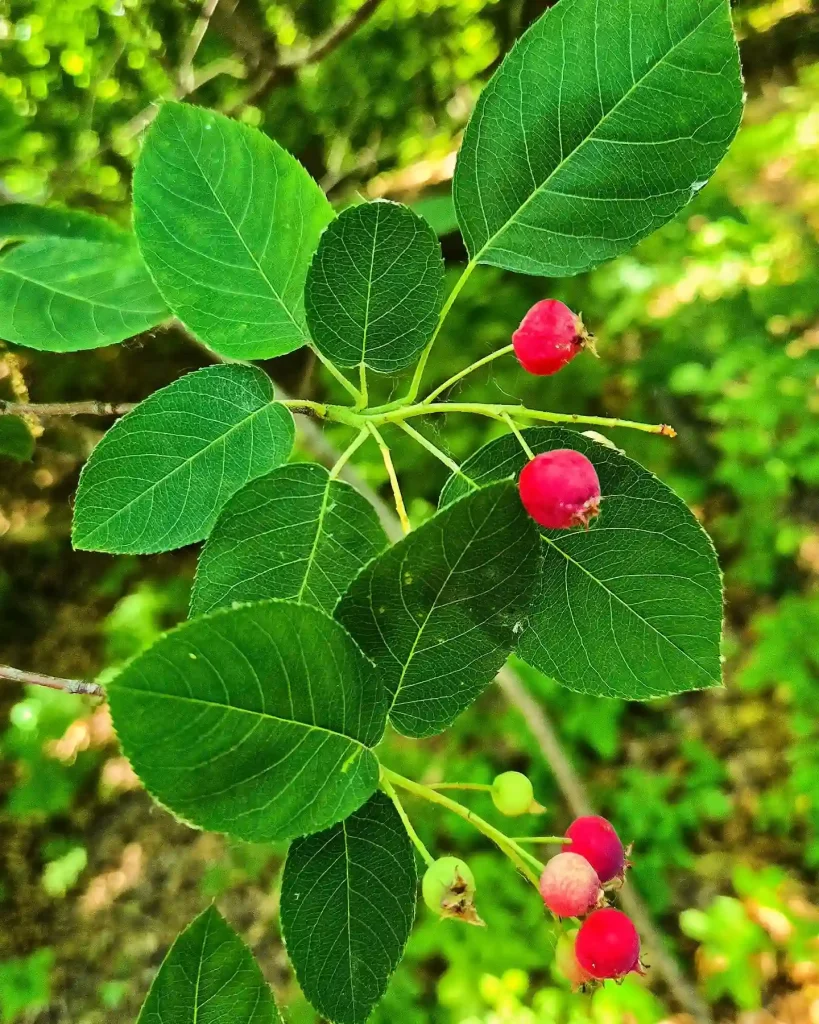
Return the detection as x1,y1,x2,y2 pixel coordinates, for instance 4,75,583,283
0,237,167,352
336,481,540,738
191,462,388,618
108,600,387,843
0,417,34,461
137,906,282,1024
73,365,294,555
134,103,334,360
0,203,127,242
281,792,417,1024
453,0,743,276
441,428,723,700
305,200,444,373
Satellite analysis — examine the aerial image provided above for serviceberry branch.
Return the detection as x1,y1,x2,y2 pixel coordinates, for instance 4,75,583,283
0,664,104,698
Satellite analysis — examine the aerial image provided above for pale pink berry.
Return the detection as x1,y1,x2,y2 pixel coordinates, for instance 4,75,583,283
512,299,592,376
575,908,642,980
563,816,625,884
539,852,601,918
518,450,601,530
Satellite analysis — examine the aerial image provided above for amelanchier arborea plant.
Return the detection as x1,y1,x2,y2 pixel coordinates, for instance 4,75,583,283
0,0,744,1019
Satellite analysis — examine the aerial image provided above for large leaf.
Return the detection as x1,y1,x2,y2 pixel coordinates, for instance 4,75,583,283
109,600,387,842
0,203,127,242
191,463,388,618
134,103,334,360
336,482,540,738
281,792,417,1024
137,906,282,1024
453,0,743,277
305,200,444,373
73,365,294,554
0,237,168,352
442,429,723,700
0,417,34,462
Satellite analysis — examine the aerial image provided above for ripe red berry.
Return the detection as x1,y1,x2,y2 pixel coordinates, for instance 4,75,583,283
574,908,641,980
539,852,601,918
512,299,592,376
563,816,625,884
518,450,601,530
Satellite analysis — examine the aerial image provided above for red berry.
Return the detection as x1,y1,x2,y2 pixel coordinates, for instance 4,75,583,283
563,816,624,884
539,852,601,918
575,908,641,980
518,450,601,530
512,300,591,376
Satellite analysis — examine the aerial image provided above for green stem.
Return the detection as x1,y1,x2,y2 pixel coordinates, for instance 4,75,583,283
277,398,328,416
510,836,568,845
367,423,411,534
396,422,467,479
427,783,493,792
381,772,435,866
501,412,536,460
314,348,363,404
423,343,515,405
405,259,479,403
382,767,544,886
356,364,369,411
329,428,370,479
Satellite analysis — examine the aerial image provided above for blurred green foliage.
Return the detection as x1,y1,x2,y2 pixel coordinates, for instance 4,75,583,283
1,0,818,1021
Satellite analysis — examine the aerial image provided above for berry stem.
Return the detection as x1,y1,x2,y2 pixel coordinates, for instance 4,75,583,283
329,428,370,479
396,422,475,484
427,782,493,792
367,423,411,535
405,259,479,403
422,343,515,405
510,836,567,845
313,348,363,404
501,412,536,459
382,767,544,886
380,771,435,867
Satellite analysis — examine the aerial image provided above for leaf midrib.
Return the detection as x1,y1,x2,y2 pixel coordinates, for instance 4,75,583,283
77,397,277,546
113,682,371,749
474,1,724,260
543,535,718,683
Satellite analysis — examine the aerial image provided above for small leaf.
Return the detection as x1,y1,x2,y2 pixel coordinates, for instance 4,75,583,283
137,906,282,1024
454,0,743,277
281,792,417,1024
441,428,723,700
0,417,34,461
336,482,540,738
306,200,445,373
191,462,388,618
109,600,387,843
134,103,334,360
0,237,168,352
0,203,127,242
73,365,294,554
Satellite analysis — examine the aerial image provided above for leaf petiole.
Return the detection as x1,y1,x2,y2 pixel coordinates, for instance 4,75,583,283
313,348,364,404
367,423,411,534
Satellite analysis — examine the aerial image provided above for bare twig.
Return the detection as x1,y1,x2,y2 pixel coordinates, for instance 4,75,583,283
178,0,224,94
0,665,104,698
0,400,136,418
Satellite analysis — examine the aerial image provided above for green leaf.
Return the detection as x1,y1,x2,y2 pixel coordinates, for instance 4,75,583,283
108,600,386,842
72,365,294,555
281,792,417,1024
441,428,723,700
0,203,127,242
0,417,34,461
453,0,743,277
134,103,334,360
137,906,282,1024
191,462,388,618
336,482,540,738
0,237,168,352
306,200,444,373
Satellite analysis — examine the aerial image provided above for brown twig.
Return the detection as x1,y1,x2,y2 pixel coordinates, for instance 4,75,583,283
0,665,104,698
0,400,136,418
178,0,224,94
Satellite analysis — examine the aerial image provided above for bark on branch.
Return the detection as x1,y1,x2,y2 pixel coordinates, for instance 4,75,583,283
0,665,104,698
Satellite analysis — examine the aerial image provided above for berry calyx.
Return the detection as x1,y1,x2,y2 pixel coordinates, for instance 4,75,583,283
422,857,483,926
539,852,602,918
563,816,625,884
574,908,642,980
491,771,535,817
518,450,601,530
512,299,593,376
554,929,593,990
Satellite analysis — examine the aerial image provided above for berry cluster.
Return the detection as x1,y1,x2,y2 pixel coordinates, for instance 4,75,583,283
541,816,642,987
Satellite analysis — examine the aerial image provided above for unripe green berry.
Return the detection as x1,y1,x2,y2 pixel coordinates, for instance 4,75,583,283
421,857,482,925
491,771,535,816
